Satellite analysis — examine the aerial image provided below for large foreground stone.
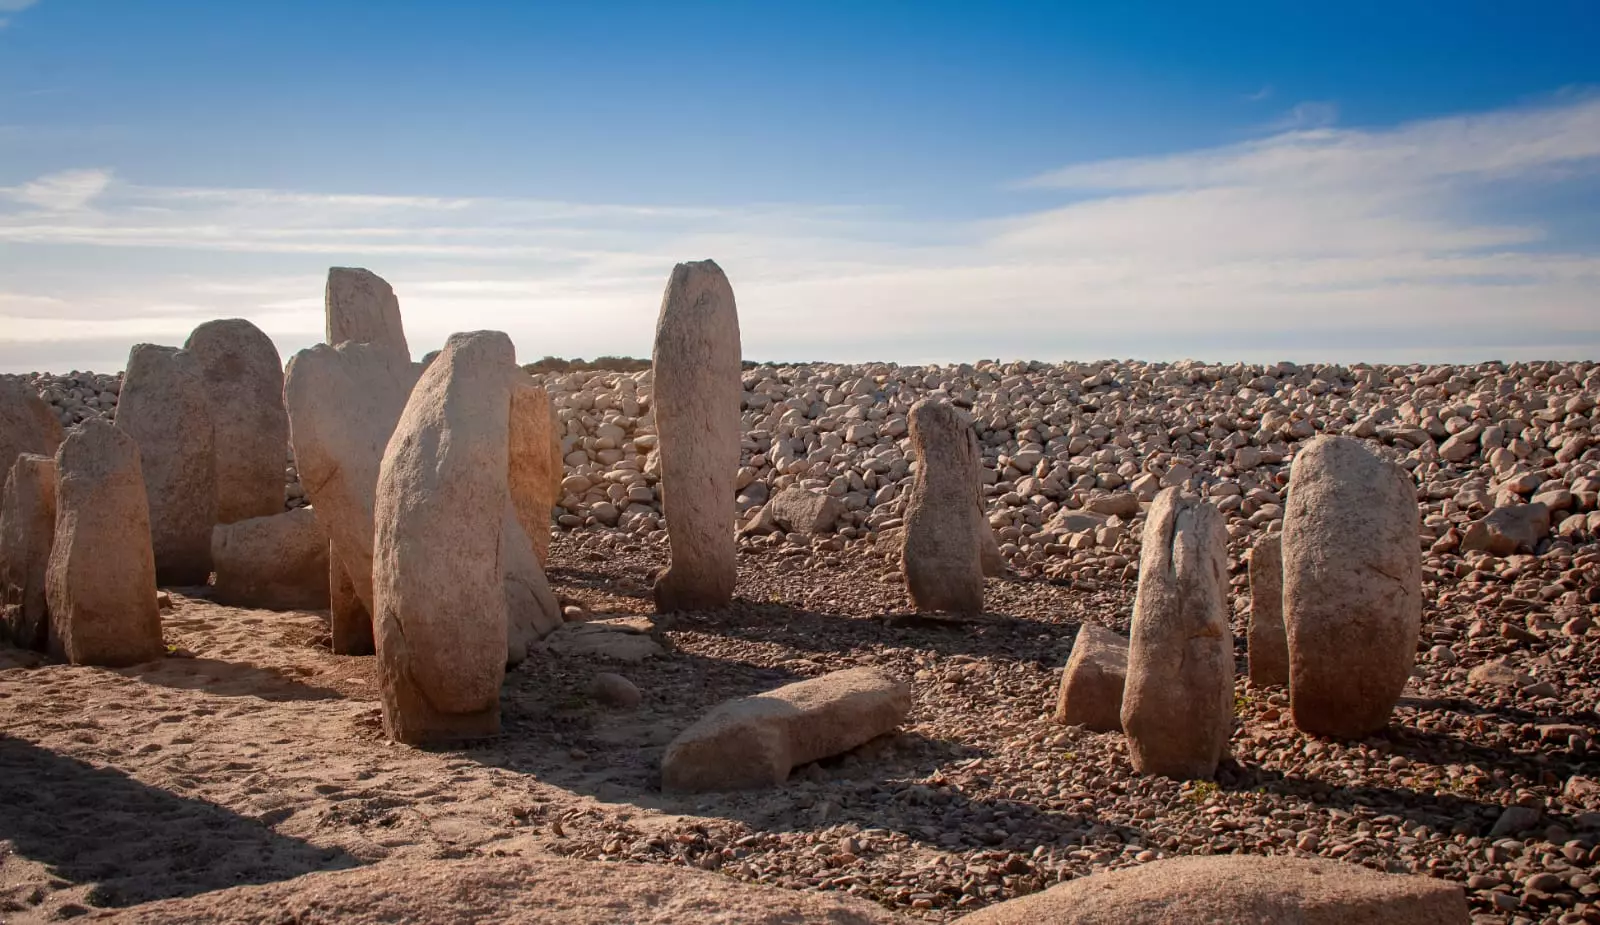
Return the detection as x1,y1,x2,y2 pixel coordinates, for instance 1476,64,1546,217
1248,532,1288,687
0,378,63,477
1284,435,1422,738
373,331,515,744
1460,502,1550,556
952,855,1468,924
46,420,163,666
902,399,984,614
509,381,563,566
211,508,330,610
1121,489,1232,780
326,267,409,361
661,667,910,793
1053,623,1128,732
0,454,56,650
651,260,742,612
116,344,217,585
184,318,288,523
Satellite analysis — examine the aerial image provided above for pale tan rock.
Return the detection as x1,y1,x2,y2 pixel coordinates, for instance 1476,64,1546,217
115,344,217,585
328,542,372,655
662,666,911,793
0,378,63,479
183,319,288,523
500,504,563,666
952,855,1468,924
325,267,409,361
1121,489,1232,780
1283,435,1421,739
902,399,984,614
1248,532,1288,687
211,508,329,611
1459,502,1551,556
509,381,562,566
651,260,742,612
46,419,163,666
766,486,845,534
0,454,56,650
1053,623,1128,732
546,619,667,663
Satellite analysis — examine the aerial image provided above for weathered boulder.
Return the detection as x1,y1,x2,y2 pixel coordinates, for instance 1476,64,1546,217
662,667,910,793
902,399,984,614
500,504,563,666
183,318,288,523
211,508,330,611
951,855,1469,925
508,381,563,566
1459,502,1551,556
1283,435,1422,739
0,454,56,650
1121,489,1232,780
590,672,643,709
0,378,63,477
372,331,515,744
1248,532,1288,687
1053,623,1128,732
651,260,742,612
328,543,372,655
325,267,409,361
46,420,163,666
766,486,845,535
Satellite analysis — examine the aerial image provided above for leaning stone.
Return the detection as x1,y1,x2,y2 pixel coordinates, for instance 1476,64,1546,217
0,378,64,480
651,260,742,612
211,508,329,611
661,667,910,793
1283,435,1422,739
766,486,845,535
325,267,410,361
1460,503,1551,556
508,381,563,566
1053,623,1128,732
902,399,984,614
115,344,217,585
183,319,288,524
0,454,57,650
1247,533,1288,687
46,419,163,666
372,331,515,744
328,542,372,655
951,855,1469,925
1121,489,1232,780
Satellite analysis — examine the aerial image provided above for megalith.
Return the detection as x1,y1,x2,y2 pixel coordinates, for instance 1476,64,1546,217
326,267,409,362
0,378,64,478
46,419,163,666
650,260,741,612
0,454,57,650
1283,435,1422,738
115,344,217,585
183,318,288,523
1121,489,1232,780
902,399,984,614
509,380,563,566
211,507,330,611
1054,623,1129,732
1247,533,1288,687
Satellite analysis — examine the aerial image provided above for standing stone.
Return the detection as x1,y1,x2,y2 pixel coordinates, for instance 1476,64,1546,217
902,399,984,614
1121,489,1232,780
1283,435,1422,738
211,508,329,610
651,260,741,612
326,267,409,362
1248,533,1288,687
1054,623,1129,732
115,344,217,585
0,454,57,650
373,331,516,744
46,419,163,666
329,544,372,655
183,319,288,523
0,378,64,478
508,381,563,566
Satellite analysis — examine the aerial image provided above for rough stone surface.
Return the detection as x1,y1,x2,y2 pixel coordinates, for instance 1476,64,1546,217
325,267,409,362
500,504,563,667
211,508,330,611
766,486,845,535
651,260,742,612
116,344,217,585
545,619,666,663
902,399,984,614
184,319,288,524
372,331,515,744
1248,532,1288,687
509,381,563,566
1053,623,1128,732
0,377,64,480
1459,502,1551,556
328,543,372,655
952,855,1469,925
1121,488,1232,780
0,454,56,650
589,672,642,708
1283,435,1422,739
661,666,911,793
45,419,163,666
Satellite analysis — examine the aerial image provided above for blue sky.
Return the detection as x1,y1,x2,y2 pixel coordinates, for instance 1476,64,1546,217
1,1,1598,372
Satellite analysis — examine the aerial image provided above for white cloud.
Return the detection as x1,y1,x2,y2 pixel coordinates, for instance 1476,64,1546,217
5,168,113,211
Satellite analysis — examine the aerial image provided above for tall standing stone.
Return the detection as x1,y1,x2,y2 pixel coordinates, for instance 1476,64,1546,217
1247,533,1288,687
0,454,57,650
373,331,515,744
115,344,217,585
183,319,288,523
46,419,163,666
509,381,563,566
1283,435,1422,738
902,399,984,614
651,260,741,613
0,378,64,478
326,267,409,362
1121,489,1232,780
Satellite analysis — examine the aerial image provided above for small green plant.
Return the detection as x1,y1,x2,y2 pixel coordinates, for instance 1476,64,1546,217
1184,780,1221,804
1233,692,1250,715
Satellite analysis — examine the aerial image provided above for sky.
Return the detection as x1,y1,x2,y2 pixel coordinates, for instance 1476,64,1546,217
1,1,1598,373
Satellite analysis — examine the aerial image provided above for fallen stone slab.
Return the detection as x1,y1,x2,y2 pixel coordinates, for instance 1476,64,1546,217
952,855,1468,924
1053,623,1128,732
211,507,330,611
1460,502,1551,556
545,618,667,663
661,666,910,793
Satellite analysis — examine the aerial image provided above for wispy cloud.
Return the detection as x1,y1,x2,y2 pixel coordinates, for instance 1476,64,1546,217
4,167,113,211
1244,85,1274,102
0,0,38,29
1266,100,1339,131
